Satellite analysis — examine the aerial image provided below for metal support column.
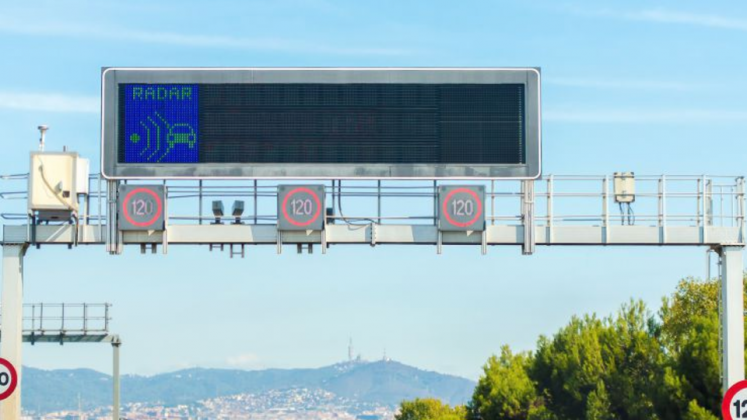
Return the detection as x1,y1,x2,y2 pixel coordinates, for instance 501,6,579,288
112,336,121,420
106,180,119,255
0,244,28,420
521,181,535,255
719,245,745,392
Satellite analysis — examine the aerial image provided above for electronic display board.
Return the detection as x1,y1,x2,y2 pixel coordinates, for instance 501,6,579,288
102,68,541,179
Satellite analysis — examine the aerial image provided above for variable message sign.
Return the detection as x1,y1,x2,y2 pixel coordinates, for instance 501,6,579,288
102,68,541,179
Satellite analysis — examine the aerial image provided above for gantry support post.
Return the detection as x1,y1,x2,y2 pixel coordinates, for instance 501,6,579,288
521,180,535,255
0,244,28,420
719,245,745,392
112,336,121,420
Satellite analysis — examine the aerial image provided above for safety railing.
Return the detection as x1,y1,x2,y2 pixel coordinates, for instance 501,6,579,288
0,173,743,233
0,303,111,335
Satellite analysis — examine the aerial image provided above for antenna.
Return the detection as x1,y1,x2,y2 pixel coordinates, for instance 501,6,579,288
38,125,49,152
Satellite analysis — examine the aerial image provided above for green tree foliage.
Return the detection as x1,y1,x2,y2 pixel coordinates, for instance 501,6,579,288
675,315,721,414
532,315,606,419
531,301,664,420
399,274,747,420
469,345,537,420
396,398,467,420
658,275,747,416
659,276,719,355
682,400,719,420
585,382,612,420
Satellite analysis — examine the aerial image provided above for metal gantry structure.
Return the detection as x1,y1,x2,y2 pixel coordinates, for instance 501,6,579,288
0,172,744,420
0,301,122,420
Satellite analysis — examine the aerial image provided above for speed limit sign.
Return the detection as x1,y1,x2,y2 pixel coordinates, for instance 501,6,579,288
277,185,325,231
0,358,18,401
118,185,165,231
723,380,747,419
438,185,485,232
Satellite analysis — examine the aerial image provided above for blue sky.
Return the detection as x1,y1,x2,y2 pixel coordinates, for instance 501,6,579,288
0,0,746,380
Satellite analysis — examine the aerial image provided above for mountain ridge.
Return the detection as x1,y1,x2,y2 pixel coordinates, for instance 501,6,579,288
22,359,476,414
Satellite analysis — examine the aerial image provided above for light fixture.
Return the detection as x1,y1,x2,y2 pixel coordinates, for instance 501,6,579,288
232,200,245,224
212,200,224,224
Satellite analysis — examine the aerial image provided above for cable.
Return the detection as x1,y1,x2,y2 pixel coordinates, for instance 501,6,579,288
37,159,77,212
336,180,375,228
627,203,635,226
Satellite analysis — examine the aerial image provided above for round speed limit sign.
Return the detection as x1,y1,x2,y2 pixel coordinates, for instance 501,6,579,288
438,185,485,232
0,358,18,401
277,185,325,231
118,185,165,231
723,380,747,419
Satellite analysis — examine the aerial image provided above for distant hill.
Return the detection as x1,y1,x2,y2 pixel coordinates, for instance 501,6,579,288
22,360,475,414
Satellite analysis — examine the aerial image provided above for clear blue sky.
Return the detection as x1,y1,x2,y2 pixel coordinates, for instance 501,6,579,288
0,0,746,380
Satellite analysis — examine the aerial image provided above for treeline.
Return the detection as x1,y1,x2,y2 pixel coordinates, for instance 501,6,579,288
397,276,745,420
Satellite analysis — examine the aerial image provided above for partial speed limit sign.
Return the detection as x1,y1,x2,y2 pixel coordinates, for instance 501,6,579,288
724,380,747,419
438,185,485,232
118,185,165,231
277,185,325,231
0,358,18,401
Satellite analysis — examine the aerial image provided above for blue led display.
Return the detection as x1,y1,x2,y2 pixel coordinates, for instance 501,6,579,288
123,84,199,163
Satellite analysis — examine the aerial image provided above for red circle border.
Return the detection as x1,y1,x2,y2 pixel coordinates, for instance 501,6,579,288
122,188,163,228
442,188,483,228
723,380,747,420
282,187,322,227
0,357,18,401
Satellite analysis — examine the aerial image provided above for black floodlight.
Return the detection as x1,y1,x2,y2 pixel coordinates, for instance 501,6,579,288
232,200,245,224
212,200,224,224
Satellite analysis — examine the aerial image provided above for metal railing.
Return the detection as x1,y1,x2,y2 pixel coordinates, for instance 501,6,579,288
0,173,743,233
0,303,111,335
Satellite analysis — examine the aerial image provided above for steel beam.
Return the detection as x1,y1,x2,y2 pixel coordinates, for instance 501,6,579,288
112,336,121,420
4,224,744,247
0,244,27,420
720,245,745,391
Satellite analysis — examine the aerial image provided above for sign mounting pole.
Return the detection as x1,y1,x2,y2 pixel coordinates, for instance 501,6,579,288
720,245,745,391
0,244,27,420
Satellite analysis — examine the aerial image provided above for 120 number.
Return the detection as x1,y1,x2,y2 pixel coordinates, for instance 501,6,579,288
290,198,313,216
451,199,475,217
130,198,155,216
0,372,9,387
734,399,747,417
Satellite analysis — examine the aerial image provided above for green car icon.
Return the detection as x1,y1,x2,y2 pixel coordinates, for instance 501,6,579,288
167,123,197,148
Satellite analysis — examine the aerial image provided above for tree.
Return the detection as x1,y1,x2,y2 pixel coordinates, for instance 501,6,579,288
659,276,719,355
396,398,466,420
675,315,721,415
601,301,665,419
682,400,718,420
531,301,665,420
531,315,607,419
469,345,538,420
440,274,747,420
585,382,612,420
